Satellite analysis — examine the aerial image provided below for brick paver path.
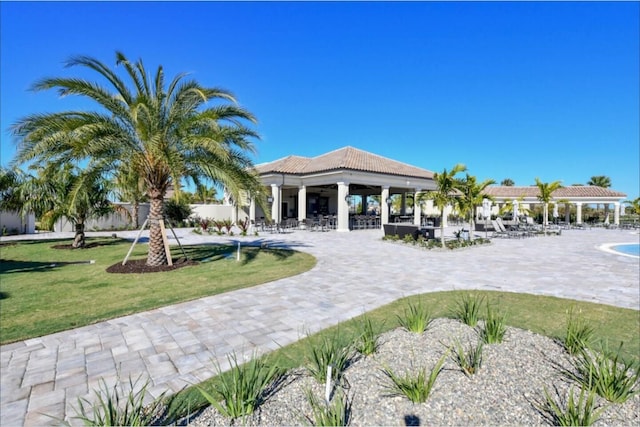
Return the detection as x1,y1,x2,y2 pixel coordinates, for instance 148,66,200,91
1,227,638,425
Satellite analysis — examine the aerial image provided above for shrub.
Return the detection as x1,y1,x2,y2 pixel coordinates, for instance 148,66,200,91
565,343,640,403
163,198,193,225
304,388,352,426
537,385,605,426
450,338,484,377
479,303,507,344
197,352,285,419
305,329,355,384
397,301,432,333
564,307,595,356
451,293,485,326
381,352,448,403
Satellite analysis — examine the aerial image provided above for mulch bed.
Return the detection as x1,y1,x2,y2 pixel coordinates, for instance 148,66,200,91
51,242,109,249
106,258,198,274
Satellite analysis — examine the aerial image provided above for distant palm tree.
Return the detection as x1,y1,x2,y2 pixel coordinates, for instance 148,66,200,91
587,175,612,218
114,165,147,229
455,173,495,240
12,52,264,265
534,178,562,231
418,163,467,247
625,197,640,215
500,178,515,186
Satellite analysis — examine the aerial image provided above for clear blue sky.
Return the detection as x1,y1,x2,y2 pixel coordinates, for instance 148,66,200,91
2,1,638,198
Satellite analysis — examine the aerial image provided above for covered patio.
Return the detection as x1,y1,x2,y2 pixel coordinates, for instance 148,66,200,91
251,147,437,232
481,186,628,225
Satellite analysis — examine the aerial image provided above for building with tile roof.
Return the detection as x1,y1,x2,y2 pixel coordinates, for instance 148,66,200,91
249,147,627,230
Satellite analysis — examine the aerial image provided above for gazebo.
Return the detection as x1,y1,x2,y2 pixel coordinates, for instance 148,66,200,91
251,147,437,231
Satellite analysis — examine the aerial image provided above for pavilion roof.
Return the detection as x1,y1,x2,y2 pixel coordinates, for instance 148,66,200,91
483,186,627,198
255,146,434,179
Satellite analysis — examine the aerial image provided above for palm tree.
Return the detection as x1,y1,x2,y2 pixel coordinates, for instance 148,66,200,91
625,197,640,215
12,52,265,266
534,178,562,231
114,165,147,229
455,173,495,240
500,178,515,186
418,163,467,247
587,175,612,219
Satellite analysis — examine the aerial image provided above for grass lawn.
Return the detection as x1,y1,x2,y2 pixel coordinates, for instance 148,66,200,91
0,237,316,344
170,290,640,418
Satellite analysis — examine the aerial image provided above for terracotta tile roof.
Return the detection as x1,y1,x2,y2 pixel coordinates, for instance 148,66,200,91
483,186,627,198
255,146,434,179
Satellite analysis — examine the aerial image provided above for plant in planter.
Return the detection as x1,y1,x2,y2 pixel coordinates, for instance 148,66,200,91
237,218,251,236
222,218,234,235
212,220,225,235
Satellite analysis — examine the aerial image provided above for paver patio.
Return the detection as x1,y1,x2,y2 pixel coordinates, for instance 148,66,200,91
1,227,638,425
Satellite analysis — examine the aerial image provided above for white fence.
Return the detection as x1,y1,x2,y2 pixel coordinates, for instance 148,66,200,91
53,203,249,232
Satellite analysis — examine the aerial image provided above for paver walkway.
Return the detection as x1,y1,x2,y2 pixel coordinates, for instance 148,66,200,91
1,227,638,425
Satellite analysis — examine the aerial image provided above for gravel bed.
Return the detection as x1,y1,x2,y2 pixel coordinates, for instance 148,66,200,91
187,318,639,426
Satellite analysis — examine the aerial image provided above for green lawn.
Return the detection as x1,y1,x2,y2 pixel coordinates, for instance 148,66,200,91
0,237,316,344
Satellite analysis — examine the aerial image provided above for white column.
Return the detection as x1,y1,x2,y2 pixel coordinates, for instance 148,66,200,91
249,197,256,224
381,186,390,227
413,189,422,226
298,185,307,222
565,203,570,225
576,202,583,224
271,184,280,224
614,202,620,225
337,181,350,232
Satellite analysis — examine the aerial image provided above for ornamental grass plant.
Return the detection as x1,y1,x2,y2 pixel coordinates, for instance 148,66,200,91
564,306,595,356
537,385,605,426
396,301,433,333
479,303,507,344
451,293,485,326
69,375,167,426
197,352,285,419
564,343,640,403
303,388,352,426
381,352,448,403
450,338,484,377
354,316,384,356
305,329,356,384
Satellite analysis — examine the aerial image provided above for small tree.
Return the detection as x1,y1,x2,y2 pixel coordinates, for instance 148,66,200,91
535,178,562,231
455,173,495,240
418,164,467,248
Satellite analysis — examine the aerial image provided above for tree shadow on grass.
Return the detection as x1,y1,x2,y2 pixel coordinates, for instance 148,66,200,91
0,259,96,274
181,240,302,265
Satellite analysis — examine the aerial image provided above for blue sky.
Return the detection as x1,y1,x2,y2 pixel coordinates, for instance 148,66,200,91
1,1,638,198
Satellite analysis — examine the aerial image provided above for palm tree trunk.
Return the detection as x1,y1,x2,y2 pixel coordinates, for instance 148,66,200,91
133,201,139,229
440,207,446,248
72,222,85,248
147,196,168,266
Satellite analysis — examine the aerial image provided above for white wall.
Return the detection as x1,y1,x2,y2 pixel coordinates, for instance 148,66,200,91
0,211,35,234
54,203,150,232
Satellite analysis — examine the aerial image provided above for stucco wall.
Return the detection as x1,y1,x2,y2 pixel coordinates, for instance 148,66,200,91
0,211,35,234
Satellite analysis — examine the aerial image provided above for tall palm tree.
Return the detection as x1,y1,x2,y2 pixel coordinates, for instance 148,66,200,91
455,173,495,240
587,175,612,219
11,52,265,266
534,178,562,231
418,163,467,247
